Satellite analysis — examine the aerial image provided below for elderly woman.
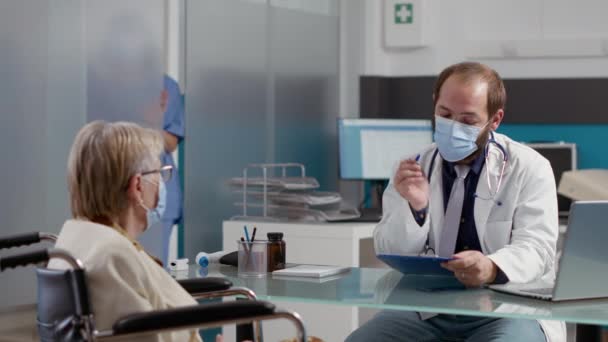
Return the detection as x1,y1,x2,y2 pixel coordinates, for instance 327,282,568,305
49,121,205,342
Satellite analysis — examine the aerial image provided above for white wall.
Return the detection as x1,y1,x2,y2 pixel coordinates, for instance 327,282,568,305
352,0,608,79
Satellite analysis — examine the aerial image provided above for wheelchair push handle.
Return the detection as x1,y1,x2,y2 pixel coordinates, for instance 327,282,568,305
0,248,49,271
0,248,83,271
0,232,42,249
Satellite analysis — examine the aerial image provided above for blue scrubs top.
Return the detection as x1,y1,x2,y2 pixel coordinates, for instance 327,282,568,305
161,75,184,225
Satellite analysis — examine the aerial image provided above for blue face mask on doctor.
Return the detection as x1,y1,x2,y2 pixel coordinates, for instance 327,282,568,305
433,115,489,162
140,178,166,230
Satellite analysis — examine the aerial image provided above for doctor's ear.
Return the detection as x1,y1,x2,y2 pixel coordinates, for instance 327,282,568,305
490,109,504,131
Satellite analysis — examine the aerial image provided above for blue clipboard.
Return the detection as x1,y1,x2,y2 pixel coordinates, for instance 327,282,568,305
377,254,455,277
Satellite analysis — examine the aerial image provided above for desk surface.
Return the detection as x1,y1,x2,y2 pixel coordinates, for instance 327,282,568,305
183,265,608,326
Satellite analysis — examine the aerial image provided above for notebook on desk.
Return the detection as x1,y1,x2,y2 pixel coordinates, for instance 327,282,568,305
272,265,350,278
272,273,347,283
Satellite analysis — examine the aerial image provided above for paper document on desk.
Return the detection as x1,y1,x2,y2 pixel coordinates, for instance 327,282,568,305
272,265,350,278
377,254,455,277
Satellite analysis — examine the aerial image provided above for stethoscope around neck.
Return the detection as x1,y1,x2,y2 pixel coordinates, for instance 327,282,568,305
421,131,509,256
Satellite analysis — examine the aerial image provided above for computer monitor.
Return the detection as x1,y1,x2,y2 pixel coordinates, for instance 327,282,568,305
525,142,577,216
338,118,433,180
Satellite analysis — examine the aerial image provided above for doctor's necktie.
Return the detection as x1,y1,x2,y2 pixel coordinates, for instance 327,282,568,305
438,164,470,258
419,164,470,321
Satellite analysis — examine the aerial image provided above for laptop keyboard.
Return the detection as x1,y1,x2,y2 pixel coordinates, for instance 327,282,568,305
523,287,554,296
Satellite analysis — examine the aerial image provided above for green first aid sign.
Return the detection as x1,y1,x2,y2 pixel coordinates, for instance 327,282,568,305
394,3,413,24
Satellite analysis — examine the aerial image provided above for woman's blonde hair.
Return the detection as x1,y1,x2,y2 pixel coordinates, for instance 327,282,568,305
67,121,164,220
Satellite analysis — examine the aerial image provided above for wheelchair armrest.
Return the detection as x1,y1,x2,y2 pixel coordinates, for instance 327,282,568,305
112,301,276,335
0,232,42,249
177,277,232,294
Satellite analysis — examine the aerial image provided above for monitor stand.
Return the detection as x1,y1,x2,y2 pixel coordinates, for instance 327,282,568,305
355,207,383,222
352,180,385,222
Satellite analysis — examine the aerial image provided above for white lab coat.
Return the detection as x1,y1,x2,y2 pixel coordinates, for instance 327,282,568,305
49,220,201,342
374,133,565,342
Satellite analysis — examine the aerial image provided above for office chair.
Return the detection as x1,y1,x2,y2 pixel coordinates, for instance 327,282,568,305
0,247,306,342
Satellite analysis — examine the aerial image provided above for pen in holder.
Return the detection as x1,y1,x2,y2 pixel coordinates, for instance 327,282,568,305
237,240,269,277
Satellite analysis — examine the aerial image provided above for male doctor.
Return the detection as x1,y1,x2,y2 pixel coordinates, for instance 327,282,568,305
346,62,564,342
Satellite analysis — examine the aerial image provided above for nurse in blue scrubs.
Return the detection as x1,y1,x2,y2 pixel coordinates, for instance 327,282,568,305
159,74,184,265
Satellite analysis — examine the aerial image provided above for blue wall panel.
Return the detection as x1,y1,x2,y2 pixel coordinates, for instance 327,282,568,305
498,124,608,169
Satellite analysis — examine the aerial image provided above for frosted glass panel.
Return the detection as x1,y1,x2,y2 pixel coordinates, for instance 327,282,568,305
271,0,338,15
86,0,164,128
184,0,340,257
0,0,85,307
85,0,166,262
185,0,268,256
0,0,163,309
271,2,340,190
47,0,87,241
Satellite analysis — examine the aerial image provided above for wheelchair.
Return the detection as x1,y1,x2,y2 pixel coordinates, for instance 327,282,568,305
0,232,306,342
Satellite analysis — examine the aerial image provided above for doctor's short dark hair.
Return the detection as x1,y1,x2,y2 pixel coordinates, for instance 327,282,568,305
433,62,506,118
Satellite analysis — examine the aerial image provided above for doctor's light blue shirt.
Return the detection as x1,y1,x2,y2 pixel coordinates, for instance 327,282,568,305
161,75,184,225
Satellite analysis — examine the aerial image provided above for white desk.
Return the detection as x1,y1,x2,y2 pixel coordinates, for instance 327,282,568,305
222,219,380,341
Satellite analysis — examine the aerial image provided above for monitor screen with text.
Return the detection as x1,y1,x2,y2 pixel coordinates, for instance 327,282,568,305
339,118,433,180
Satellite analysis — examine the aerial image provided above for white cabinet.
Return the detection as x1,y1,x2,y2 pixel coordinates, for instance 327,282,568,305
222,220,377,267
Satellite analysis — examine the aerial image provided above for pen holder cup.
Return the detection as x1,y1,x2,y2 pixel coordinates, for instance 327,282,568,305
237,240,270,277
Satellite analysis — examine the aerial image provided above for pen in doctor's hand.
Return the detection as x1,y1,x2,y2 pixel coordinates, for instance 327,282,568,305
394,153,428,210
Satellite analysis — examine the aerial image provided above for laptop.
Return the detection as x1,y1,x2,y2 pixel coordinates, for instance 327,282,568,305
490,201,608,301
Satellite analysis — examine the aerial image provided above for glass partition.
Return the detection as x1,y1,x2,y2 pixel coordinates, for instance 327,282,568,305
184,0,339,256
185,0,269,254
85,0,164,128
0,0,85,307
84,0,166,261
0,0,164,307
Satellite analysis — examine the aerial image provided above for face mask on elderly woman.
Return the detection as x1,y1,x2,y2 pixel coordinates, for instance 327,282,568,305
139,178,167,230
